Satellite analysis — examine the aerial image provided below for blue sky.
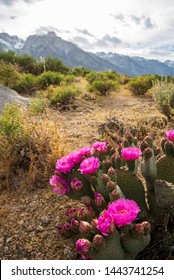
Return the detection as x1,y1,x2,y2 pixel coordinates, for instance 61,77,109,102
0,0,174,61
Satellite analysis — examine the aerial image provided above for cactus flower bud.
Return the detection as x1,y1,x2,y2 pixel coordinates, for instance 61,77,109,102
91,219,99,233
126,131,134,145
132,223,144,235
144,136,153,147
110,189,120,201
141,221,151,235
87,206,96,219
79,221,92,235
94,192,107,208
77,207,87,220
81,196,92,207
107,181,116,192
92,234,105,248
140,140,149,151
101,173,110,183
76,238,91,255
143,147,153,159
70,219,79,233
70,178,83,191
108,166,116,175
164,140,173,155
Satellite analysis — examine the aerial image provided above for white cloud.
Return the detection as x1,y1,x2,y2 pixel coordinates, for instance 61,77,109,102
0,0,174,60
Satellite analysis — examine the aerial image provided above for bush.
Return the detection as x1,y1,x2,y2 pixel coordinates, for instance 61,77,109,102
0,104,65,189
91,79,119,95
152,79,174,118
36,71,64,89
127,75,156,95
63,74,76,84
49,85,81,106
15,73,37,94
0,60,21,89
29,98,50,115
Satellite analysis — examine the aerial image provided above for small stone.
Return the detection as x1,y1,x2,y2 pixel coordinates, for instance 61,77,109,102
36,225,44,232
41,216,50,225
6,237,12,243
25,244,33,253
4,246,9,253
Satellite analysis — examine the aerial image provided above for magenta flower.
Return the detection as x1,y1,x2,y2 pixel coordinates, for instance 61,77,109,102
97,210,115,236
79,156,100,174
92,141,107,153
76,238,91,255
165,130,174,142
107,198,140,227
70,178,83,191
56,155,74,173
50,175,70,195
77,146,91,157
121,147,142,161
68,151,83,164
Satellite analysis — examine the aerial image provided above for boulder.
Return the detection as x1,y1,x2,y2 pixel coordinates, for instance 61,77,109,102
0,85,30,114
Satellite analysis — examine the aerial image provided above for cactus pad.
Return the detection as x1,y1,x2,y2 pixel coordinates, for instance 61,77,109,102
157,155,174,184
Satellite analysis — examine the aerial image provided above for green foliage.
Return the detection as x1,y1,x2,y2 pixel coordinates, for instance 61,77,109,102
91,79,119,95
15,73,37,94
152,79,174,117
127,75,156,95
45,57,69,74
86,71,119,95
0,60,21,89
72,67,91,77
48,85,81,106
36,71,64,88
29,98,50,115
63,74,76,84
0,104,27,142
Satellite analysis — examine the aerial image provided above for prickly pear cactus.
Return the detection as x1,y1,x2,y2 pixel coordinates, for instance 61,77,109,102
50,130,174,260
93,231,125,260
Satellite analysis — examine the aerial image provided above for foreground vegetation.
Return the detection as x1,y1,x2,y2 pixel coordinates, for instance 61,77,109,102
0,50,174,260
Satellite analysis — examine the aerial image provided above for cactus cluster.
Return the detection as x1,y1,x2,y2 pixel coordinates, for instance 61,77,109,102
50,130,174,260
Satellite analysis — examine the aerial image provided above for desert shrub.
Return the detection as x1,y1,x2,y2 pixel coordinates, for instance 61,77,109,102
127,75,156,95
48,85,81,106
86,71,100,84
44,57,69,74
91,79,119,95
0,60,21,89
28,98,50,115
152,79,174,118
72,67,91,77
36,71,64,88
104,71,119,80
0,104,65,189
0,50,17,64
14,73,37,94
63,74,76,84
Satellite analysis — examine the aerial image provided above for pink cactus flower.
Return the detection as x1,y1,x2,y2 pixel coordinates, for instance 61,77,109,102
50,175,70,195
165,130,174,142
68,151,83,164
97,210,115,236
76,238,91,255
79,156,100,174
121,147,142,161
92,141,107,153
77,146,91,157
107,198,140,227
56,155,74,173
70,178,83,191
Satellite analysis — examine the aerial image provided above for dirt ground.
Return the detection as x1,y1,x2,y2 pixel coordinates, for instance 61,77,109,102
0,81,172,259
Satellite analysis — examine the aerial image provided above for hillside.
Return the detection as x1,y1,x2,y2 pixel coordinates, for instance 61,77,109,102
1,32,174,76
